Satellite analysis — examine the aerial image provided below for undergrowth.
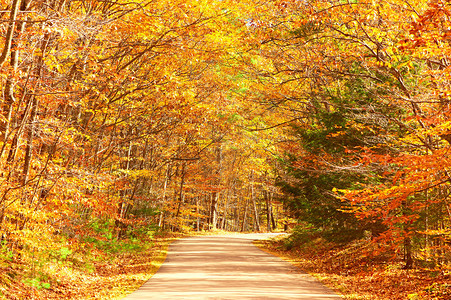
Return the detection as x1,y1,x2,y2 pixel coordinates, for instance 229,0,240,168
0,223,181,300
255,232,450,300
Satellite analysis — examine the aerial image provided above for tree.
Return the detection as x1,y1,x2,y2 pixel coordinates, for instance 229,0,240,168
238,0,450,268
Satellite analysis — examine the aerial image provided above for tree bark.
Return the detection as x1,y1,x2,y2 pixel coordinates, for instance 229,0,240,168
240,196,248,232
403,235,413,269
175,163,186,223
251,173,260,232
265,190,272,232
271,194,277,230
0,0,21,68
21,96,38,186
402,198,413,269
158,163,172,229
209,192,218,229
1,0,30,157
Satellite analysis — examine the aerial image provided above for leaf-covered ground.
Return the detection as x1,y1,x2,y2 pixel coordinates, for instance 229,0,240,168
255,236,450,300
2,231,449,299
0,234,182,300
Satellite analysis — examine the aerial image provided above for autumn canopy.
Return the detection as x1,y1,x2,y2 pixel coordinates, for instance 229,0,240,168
0,0,450,298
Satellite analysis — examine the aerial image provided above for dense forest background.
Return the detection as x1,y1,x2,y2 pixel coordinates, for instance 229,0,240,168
0,0,450,298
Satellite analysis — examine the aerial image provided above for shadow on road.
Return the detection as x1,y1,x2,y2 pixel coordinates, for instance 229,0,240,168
124,234,342,299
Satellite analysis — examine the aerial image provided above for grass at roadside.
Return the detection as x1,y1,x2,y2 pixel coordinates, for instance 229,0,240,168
0,232,183,300
254,235,450,300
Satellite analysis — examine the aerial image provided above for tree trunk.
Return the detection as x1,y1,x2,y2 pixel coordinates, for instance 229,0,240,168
209,144,222,230
404,236,413,269
1,0,30,158
402,198,413,269
158,163,172,229
174,163,186,227
21,96,38,186
265,190,272,232
209,192,218,230
240,197,248,232
221,191,230,230
0,0,21,68
251,174,260,232
116,136,132,238
271,194,277,230
196,196,200,231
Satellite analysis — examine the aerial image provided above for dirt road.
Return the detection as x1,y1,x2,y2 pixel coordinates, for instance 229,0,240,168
123,233,341,299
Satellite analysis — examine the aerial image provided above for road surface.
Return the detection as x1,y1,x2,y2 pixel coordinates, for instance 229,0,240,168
123,233,341,299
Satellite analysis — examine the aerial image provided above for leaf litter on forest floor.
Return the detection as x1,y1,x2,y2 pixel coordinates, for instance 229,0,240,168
0,233,183,300
254,236,450,300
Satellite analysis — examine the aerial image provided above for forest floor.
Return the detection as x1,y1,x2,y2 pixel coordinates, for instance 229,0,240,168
0,232,183,300
2,230,449,299
254,236,450,300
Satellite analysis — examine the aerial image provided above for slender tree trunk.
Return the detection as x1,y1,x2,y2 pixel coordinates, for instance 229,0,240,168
209,144,222,230
158,163,172,229
265,190,272,232
240,196,248,232
21,24,49,189
116,136,133,238
404,236,413,269
5,91,33,166
271,194,277,230
21,96,38,186
1,0,30,158
425,189,429,261
0,0,21,68
209,192,218,229
221,191,230,230
196,196,200,231
402,198,413,269
251,173,260,232
175,163,186,230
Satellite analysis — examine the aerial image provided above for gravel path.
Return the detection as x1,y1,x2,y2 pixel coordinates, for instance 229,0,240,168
123,233,342,299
